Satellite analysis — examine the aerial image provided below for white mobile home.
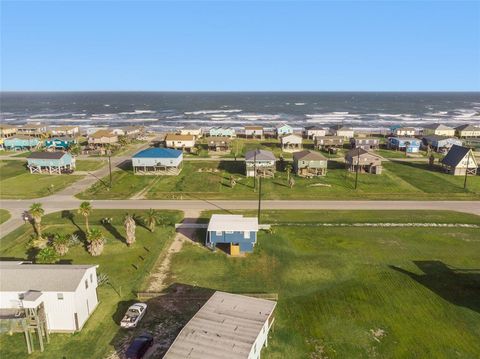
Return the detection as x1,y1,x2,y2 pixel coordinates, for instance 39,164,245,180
0,262,99,333
164,291,276,359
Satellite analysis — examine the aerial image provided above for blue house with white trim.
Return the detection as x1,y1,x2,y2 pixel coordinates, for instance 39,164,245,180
44,137,77,150
387,137,421,153
422,135,463,153
4,136,40,151
206,214,259,255
27,152,76,174
132,147,183,175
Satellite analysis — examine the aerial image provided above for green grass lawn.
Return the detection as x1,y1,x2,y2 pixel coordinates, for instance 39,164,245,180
12,151,33,158
77,159,480,200
0,161,84,199
0,209,182,359
169,210,480,359
0,209,11,224
75,159,106,172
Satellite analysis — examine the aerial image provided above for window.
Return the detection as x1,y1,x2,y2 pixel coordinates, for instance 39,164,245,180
90,274,93,283
215,231,222,236
18,293,24,300
244,231,250,239
225,231,233,234
57,293,64,300
85,280,89,289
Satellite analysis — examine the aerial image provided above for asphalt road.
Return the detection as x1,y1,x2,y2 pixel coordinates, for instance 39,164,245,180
2,197,480,238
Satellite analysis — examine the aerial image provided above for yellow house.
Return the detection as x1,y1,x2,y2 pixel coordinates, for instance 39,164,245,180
0,125,17,138
423,124,455,137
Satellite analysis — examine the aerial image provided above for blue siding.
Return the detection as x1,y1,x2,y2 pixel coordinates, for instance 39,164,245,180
28,153,74,167
207,230,257,253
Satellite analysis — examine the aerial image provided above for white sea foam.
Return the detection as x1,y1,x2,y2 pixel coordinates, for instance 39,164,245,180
30,113,72,118
119,110,156,115
294,103,306,106
184,109,242,115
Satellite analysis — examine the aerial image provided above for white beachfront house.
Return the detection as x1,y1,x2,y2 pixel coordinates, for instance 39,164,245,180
164,291,276,359
0,261,99,333
304,126,327,139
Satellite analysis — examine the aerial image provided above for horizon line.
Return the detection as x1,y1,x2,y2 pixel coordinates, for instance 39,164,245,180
1,90,480,93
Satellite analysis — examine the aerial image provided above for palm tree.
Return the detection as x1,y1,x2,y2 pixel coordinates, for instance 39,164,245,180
53,234,70,256
86,228,105,256
78,201,92,233
229,175,236,188
36,247,59,264
286,164,292,182
29,203,44,239
124,214,136,246
289,176,295,189
143,208,161,233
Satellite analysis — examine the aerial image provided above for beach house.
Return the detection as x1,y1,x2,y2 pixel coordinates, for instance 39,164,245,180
179,128,202,139
393,127,416,137
209,127,236,138
207,137,231,152
455,124,480,138
281,134,303,152
0,261,99,333
244,126,264,139
440,145,478,176
245,149,276,177
164,134,196,152
422,135,462,153
17,124,48,137
314,136,344,151
349,138,380,150
275,123,293,138
87,130,119,148
27,152,76,174
206,214,259,254
293,150,328,177
3,136,40,151
0,125,17,138
132,148,183,175
423,124,455,137
164,291,276,359
387,137,421,153
303,126,326,139
345,148,383,174
331,125,354,139
50,126,79,137
44,137,77,150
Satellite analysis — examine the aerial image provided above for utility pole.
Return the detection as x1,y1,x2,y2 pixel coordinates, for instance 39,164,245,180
253,151,257,192
257,175,262,223
108,151,113,189
354,149,360,189
463,151,470,190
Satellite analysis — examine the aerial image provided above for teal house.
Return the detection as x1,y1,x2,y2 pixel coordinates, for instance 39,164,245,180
27,152,76,174
275,123,293,137
44,137,77,150
3,136,40,150
209,127,236,138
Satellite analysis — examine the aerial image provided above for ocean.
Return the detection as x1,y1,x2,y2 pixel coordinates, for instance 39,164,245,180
1,92,479,131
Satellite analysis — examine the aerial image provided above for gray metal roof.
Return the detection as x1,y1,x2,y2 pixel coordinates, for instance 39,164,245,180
441,145,475,167
27,151,67,160
164,291,276,359
245,149,276,161
293,150,327,161
455,124,478,131
0,262,97,292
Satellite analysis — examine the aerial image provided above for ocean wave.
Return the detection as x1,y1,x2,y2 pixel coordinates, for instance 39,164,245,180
30,113,72,118
119,110,156,115
184,109,242,115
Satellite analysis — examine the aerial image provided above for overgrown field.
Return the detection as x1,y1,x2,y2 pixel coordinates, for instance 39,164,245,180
77,159,480,200
0,160,83,199
168,210,480,359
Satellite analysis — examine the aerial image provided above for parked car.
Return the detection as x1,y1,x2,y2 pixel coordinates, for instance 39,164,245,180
120,303,147,328
125,334,153,359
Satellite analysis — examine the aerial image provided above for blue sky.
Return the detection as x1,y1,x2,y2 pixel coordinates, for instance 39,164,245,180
1,1,479,91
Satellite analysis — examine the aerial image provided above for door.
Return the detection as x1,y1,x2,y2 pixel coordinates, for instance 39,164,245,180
230,244,240,256
74,313,79,331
